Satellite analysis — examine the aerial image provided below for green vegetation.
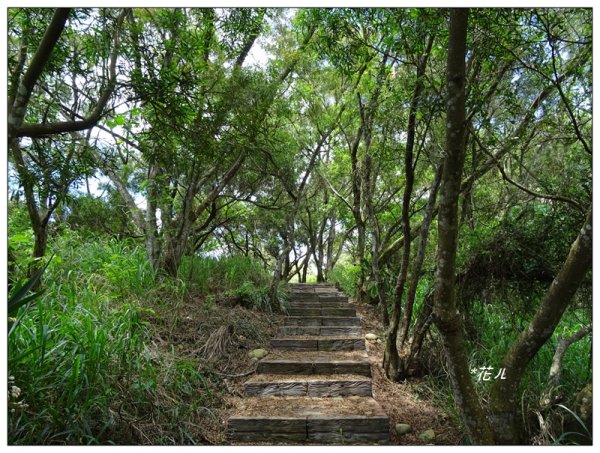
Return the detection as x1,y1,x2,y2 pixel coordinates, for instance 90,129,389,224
7,6,591,446
8,206,282,444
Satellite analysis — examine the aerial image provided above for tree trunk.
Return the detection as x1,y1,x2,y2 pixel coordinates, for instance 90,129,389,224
398,162,443,350
433,8,495,445
325,214,337,279
383,35,433,380
489,207,592,444
403,290,435,378
540,324,592,409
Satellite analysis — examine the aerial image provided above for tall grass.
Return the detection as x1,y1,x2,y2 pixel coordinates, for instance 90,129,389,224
179,254,270,294
179,254,287,312
7,233,209,444
328,262,361,297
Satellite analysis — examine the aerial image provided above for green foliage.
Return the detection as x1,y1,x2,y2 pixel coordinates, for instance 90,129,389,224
328,261,361,297
179,254,268,294
8,254,53,335
448,296,590,439
7,235,213,445
64,192,134,238
235,280,289,314
179,254,288,312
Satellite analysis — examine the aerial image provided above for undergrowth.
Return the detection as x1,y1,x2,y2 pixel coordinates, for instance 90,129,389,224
8,232,282,445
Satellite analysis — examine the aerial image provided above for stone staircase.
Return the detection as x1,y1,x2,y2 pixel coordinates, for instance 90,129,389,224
227,283,390,445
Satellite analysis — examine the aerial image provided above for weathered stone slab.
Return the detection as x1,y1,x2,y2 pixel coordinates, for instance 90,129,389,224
228,416,307,442
318,338,365,351
321,317,361,326
289,301,347,308
284,317,322,326
313,360,371,376
307,415,389,433
318,301,349,308
257,360,314,375
307,431,389,444
244,379,372,397
271,338,318,351
306,380,372,397
280,326,321,336
307,415,389,444
289,308,322,316
321,308,356,316
314,287,339,293
318,295,348,303
244,381,308,397
320,326,361,336
279,326,362,336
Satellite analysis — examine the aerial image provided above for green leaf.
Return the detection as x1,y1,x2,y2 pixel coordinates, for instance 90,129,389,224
8,254,53,317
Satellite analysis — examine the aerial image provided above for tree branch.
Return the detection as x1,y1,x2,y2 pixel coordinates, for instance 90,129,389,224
14,9,128,138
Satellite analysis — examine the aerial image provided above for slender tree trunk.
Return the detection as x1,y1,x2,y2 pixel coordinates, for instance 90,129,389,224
540,324,592,409
404,290,435,377
325,214,336,279
301,255,309,283
349,122,367,302
383,35,433,380
145,165,161,271
489,207,592,444
433,9,495,445
398,162,443,351
362,154,388,325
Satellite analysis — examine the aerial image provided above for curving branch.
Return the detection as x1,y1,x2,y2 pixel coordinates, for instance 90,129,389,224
8,8,70,141
13,9,128,139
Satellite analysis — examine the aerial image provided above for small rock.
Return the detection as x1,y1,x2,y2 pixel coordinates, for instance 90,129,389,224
376,339,382,343
418,429,435,442
395,423,412,435
248,348,269,359
365,333,378,340
348,396,361,401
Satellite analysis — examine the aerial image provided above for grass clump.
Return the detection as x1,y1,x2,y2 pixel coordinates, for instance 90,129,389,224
8,233,277,445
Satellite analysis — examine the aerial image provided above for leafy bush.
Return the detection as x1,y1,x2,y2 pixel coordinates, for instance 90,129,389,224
179,254,269,295
7,235,213,445
329,262,361,297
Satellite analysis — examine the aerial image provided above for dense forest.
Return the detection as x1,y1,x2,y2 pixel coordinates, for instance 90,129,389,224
6,7,592,446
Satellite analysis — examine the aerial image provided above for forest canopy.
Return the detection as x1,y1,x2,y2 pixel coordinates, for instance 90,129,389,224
6,7,592,446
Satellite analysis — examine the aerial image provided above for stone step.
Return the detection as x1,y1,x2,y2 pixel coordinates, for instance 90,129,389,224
227,397,389,444
284,316,361,326
257,351,371,376
289,307,356,317
316,295,348,302
280,326,362,336
271,336,365,352
243,374,372,397
290,293,319,301
288,301,348,309
290,293,346,301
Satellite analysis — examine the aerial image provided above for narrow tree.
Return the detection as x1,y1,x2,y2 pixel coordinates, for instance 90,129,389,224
432,8,495,445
